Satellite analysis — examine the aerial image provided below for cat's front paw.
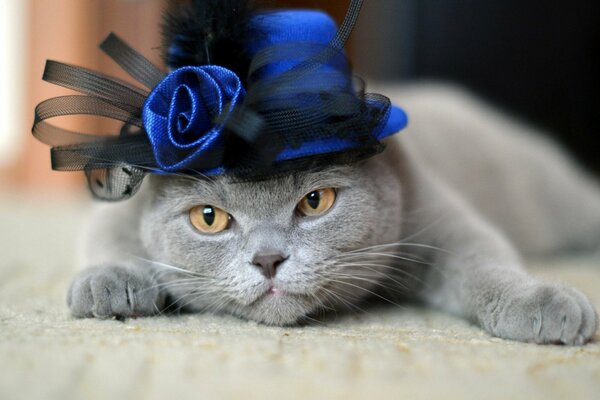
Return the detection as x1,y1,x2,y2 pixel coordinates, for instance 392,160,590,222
67,266,164,319
487,283,598,345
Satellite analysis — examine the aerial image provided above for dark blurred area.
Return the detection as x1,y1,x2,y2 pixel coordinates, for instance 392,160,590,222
354,0,600,173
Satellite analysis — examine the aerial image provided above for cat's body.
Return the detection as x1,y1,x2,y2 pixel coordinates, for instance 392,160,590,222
70,83,599,344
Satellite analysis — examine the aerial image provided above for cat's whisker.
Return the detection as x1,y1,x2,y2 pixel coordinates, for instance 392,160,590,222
128,254,206,277
335,252,431,265
353,248,429,259
333,254,428,267
332,243,453,286
334,244,436,266
152,300,163,316
302,286,337,316
394,242,453,254
326,272,399,288
326,270,411,293
141,277,213,294
332,262,405,271
143,274,222,307
162,278,226,310
318,286,367,314
330,263,415,283
335,251,428,264
343,242,409,254
346,246,440,259
193,292,229,315
332,261,427,283
167,289,214,314
310,292,335,313
327,267,413,290
397,213,446,241
300,313,326,326
345,241,452,255
320,277,404,308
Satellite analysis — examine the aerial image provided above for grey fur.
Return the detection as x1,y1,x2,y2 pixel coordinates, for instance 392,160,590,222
70,83,599,344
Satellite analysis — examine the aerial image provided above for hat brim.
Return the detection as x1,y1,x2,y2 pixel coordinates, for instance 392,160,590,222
378,104,408,139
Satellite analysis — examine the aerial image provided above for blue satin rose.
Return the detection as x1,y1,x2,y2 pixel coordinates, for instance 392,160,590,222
142,66,245,172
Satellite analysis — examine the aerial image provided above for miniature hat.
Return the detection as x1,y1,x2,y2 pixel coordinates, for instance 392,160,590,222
32,0,408,200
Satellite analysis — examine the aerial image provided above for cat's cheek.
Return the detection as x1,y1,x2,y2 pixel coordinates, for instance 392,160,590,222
138,209,169,260
327,197,382,249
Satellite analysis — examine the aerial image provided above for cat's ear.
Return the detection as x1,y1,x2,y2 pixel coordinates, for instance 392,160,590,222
85,165,145,201
161,0,258,75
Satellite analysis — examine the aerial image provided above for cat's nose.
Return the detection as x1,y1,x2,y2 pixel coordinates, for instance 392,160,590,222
251,252,288,279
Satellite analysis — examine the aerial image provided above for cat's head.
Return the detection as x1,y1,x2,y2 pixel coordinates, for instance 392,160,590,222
139,155,403,325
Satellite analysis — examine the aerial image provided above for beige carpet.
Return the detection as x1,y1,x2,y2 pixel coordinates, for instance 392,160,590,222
1,196,599,400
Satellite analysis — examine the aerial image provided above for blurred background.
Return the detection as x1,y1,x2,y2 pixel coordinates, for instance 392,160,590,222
1,0,599,197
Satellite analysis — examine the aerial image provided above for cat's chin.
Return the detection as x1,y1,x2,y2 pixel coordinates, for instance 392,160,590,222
235,291,317,326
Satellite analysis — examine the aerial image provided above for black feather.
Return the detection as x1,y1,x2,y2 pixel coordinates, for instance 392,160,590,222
161,0,259,78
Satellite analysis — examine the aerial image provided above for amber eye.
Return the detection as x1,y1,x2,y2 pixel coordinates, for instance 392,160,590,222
297,188,336,216
189,205,230,234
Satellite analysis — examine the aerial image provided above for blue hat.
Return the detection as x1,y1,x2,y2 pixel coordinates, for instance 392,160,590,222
246,10,406,138
33,1,408,200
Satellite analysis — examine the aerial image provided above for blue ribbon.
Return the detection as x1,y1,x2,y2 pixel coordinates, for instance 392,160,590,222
142,65,245,172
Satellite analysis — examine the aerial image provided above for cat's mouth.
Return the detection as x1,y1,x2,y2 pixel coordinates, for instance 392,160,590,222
266,284,284,297
253,283,290,303
241,283,318,326
248,281,312,305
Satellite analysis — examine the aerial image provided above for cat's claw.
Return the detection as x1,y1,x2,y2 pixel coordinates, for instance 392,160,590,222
67,266,163,319
486,283,598,345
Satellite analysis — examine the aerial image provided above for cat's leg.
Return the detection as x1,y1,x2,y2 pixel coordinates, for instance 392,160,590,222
68,195,166,319
67,265,165,319
406,171,599,345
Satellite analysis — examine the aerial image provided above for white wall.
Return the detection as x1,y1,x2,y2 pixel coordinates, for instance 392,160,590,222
0,0,27,166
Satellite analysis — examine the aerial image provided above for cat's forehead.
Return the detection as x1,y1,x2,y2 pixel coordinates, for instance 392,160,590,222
155,165,359,211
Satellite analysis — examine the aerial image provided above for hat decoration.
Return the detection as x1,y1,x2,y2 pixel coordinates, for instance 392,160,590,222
32,0,408,201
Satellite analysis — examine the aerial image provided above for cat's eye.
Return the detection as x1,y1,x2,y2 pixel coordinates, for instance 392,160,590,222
189,205,231,234
297,188,336,217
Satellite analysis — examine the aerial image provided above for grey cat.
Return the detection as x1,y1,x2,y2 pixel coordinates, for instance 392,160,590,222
69,83,599,345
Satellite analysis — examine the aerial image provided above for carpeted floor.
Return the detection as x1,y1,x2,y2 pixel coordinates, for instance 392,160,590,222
1,196,599,400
